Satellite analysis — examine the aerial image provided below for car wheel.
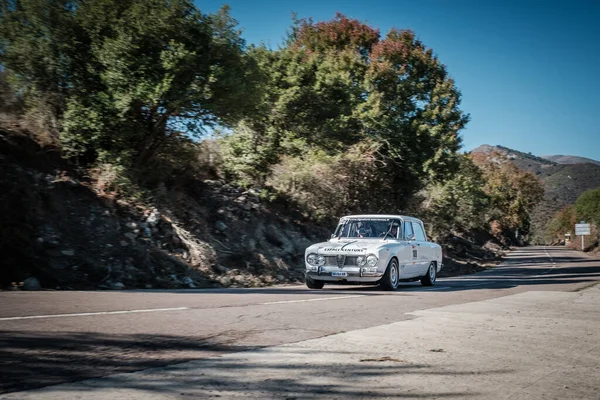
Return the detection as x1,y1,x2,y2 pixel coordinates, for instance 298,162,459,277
421,262,437,286
305,274,325,289
380,258,399,291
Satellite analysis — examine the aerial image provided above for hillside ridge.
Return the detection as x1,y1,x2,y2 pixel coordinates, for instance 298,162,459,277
471,144,600,243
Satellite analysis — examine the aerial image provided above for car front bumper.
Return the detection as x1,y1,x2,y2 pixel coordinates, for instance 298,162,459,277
305,266,383,283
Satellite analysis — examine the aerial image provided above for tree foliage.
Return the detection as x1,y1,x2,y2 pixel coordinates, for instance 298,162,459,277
221,13,468,210
548,205,576,240
575,188,600,225
1,6,546,246
472,152,544,242
0,0,258,170
418,155,489,241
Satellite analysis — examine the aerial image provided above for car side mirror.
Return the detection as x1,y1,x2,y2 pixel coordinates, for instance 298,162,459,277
408,235,416,241
331,234,336,239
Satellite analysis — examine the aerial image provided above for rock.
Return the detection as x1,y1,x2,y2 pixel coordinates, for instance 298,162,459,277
110,282,125,290
219,276,232,287
23,277,41,291
120,240,128,247
215,265,230,274
203,179,222,187
124,232,137,240
61,249,75,256
276,275,285,282
145,284,153,289
235,195,247,203
126,222,137,229
36,237,44,244
169,274,181,284
182,277,196,288
146,210,160,226
215,221,228,232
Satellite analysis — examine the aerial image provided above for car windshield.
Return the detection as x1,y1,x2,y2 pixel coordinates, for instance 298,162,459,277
333,218,400,239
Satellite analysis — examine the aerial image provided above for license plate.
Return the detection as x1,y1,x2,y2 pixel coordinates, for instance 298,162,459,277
331,271,347,277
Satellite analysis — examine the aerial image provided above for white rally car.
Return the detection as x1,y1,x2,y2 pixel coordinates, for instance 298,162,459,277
304,215,443,290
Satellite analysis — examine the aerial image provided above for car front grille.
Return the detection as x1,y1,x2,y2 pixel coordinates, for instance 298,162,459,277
324,256,359,267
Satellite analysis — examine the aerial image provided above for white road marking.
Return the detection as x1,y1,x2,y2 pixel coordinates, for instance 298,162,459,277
530,248,558,278
261,295,364,305
0,307,190,321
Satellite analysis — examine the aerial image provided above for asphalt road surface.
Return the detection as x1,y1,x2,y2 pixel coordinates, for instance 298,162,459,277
1,245,599,397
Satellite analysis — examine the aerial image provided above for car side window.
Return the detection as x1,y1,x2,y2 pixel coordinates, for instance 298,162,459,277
403,221,414,240
412,222,426,241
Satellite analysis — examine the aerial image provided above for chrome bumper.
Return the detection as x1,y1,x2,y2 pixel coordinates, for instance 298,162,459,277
306,266,383,282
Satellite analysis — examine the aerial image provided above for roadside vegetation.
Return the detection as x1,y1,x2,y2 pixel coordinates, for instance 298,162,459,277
0,0,545,288
547,188,600,252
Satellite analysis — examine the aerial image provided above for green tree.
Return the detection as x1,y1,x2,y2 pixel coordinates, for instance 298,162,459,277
0,0,85,131
472,152,544,243
548,205,576,240
1,0,258,171
575,188,600,225
222,13,469,212
419,155,489,241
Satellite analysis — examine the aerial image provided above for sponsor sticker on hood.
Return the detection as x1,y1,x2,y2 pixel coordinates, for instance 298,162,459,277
319,241,368,253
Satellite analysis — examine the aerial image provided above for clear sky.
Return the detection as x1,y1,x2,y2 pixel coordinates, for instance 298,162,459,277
197,0,599,160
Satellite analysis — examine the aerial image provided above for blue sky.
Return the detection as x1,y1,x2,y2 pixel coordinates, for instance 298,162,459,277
197,0,599,160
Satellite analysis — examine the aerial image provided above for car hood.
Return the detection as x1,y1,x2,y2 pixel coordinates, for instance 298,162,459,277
306,239,387,256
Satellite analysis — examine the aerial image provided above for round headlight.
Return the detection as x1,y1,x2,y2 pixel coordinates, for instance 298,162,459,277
307,253,319,266
317,255,326,266
366,254,378,267
357,256,367,266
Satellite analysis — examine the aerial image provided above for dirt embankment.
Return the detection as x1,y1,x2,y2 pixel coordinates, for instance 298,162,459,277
0,125,332,290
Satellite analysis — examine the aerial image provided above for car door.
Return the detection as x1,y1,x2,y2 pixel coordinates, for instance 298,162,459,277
411,221,430,275
401,221,420,277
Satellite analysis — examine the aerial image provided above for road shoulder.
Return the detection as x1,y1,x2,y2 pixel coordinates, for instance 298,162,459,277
2,284,599,399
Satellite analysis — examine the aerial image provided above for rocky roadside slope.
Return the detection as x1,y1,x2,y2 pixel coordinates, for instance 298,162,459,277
1,125,503,291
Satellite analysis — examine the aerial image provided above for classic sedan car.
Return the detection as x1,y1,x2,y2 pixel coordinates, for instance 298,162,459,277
304,215,443,290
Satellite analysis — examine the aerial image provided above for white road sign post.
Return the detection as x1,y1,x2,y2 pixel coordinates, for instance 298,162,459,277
575,222,591,250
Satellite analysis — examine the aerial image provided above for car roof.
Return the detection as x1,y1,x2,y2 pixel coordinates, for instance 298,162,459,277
340,214,423,223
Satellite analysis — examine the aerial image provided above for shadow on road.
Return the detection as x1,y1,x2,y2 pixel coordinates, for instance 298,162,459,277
0,330,252,394
0,329,512,397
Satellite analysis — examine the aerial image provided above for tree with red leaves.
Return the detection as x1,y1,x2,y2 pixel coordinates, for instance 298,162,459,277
222,13,469,212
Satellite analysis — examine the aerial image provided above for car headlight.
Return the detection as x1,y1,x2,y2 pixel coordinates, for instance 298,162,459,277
307,253,325,266
357,256,367,266
366,254,378,267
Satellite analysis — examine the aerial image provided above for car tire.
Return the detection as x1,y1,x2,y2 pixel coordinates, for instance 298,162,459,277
380,258,399,291
421,262,437,286
305,274,325,289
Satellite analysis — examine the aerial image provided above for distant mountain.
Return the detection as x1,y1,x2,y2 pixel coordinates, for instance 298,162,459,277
470,145,600,242
541,155,600,166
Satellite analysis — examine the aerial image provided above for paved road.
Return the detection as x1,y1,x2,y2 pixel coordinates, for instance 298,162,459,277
1,246,599,396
